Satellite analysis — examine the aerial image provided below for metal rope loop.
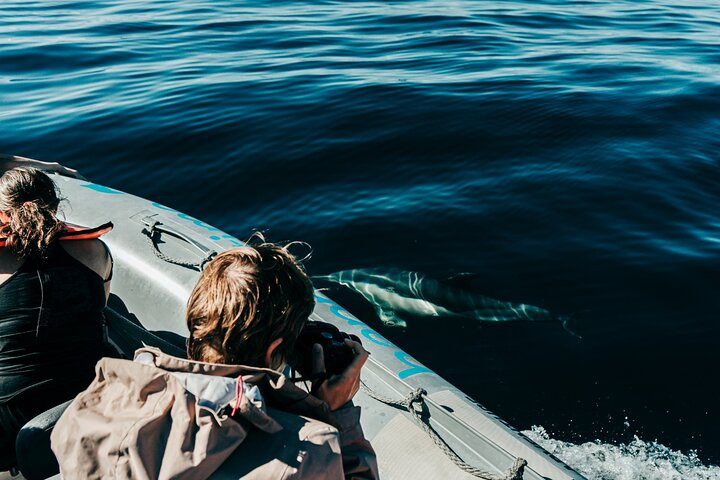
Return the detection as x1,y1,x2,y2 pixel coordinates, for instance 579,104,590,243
199,251,218,270
143,223,214,271
148,221,160,235
404,388,426,411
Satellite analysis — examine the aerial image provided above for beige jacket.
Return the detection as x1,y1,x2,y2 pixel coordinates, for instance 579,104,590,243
50,347,378,480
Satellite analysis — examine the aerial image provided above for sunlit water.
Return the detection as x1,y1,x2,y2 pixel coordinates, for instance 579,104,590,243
525,426,720,480
1,0,719,476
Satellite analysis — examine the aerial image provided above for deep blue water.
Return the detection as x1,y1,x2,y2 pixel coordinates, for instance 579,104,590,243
2,0,719,473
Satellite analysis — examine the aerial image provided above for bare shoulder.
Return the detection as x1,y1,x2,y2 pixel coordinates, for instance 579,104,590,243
62,239,112,279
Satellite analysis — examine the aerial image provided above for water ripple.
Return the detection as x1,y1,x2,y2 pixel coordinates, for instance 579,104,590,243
1,0,719,469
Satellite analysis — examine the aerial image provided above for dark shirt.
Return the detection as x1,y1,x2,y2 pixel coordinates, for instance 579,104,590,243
0,242,107,403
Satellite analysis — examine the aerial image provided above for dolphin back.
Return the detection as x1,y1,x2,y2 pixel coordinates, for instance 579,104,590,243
313,269,570,332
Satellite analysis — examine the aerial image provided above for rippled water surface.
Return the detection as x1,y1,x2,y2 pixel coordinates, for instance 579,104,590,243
2,0,719,476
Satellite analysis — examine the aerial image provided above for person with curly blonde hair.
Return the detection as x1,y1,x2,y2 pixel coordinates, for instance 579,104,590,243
182,237,376,478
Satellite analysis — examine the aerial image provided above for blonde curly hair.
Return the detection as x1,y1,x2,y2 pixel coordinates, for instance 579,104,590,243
186,234,315,368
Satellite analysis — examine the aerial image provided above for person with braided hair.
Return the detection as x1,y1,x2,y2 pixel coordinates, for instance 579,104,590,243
0,167,112,471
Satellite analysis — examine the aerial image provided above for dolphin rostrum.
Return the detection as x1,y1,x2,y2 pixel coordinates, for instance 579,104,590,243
313,268,572,333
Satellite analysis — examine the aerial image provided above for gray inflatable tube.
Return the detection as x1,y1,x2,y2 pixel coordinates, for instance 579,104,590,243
46,173,584,480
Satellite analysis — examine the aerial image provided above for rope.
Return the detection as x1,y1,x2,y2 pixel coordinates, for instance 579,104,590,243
360,382,527,480
143,222,216,271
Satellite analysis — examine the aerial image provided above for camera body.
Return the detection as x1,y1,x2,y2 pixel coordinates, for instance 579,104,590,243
292,320,361,380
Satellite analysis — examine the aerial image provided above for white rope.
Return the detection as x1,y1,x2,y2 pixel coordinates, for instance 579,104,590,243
360,382,527,480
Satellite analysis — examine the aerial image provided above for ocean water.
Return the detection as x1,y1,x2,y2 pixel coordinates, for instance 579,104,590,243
1,0,719,477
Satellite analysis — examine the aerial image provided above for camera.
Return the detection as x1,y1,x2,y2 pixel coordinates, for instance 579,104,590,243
291,320,361,381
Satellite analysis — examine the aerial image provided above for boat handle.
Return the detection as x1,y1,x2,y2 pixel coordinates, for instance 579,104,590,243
141,219,217,271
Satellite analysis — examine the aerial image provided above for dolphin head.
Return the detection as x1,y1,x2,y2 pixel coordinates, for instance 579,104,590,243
313,269,444,327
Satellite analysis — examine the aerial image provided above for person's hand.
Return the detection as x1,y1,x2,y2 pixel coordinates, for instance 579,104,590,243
311,339,369,411
0,154,86,180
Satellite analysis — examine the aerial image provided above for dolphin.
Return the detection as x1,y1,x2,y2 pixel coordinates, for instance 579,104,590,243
313,268,573,334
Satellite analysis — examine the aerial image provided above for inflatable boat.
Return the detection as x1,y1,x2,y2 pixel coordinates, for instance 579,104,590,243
12,164,585,480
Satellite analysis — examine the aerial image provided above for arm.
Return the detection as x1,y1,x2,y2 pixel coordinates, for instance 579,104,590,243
0,154,85,179
100,240,113,301
331,402,379,480
312,341,379,480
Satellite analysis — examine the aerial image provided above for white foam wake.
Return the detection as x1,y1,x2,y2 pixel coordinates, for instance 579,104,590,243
523,426,720,480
